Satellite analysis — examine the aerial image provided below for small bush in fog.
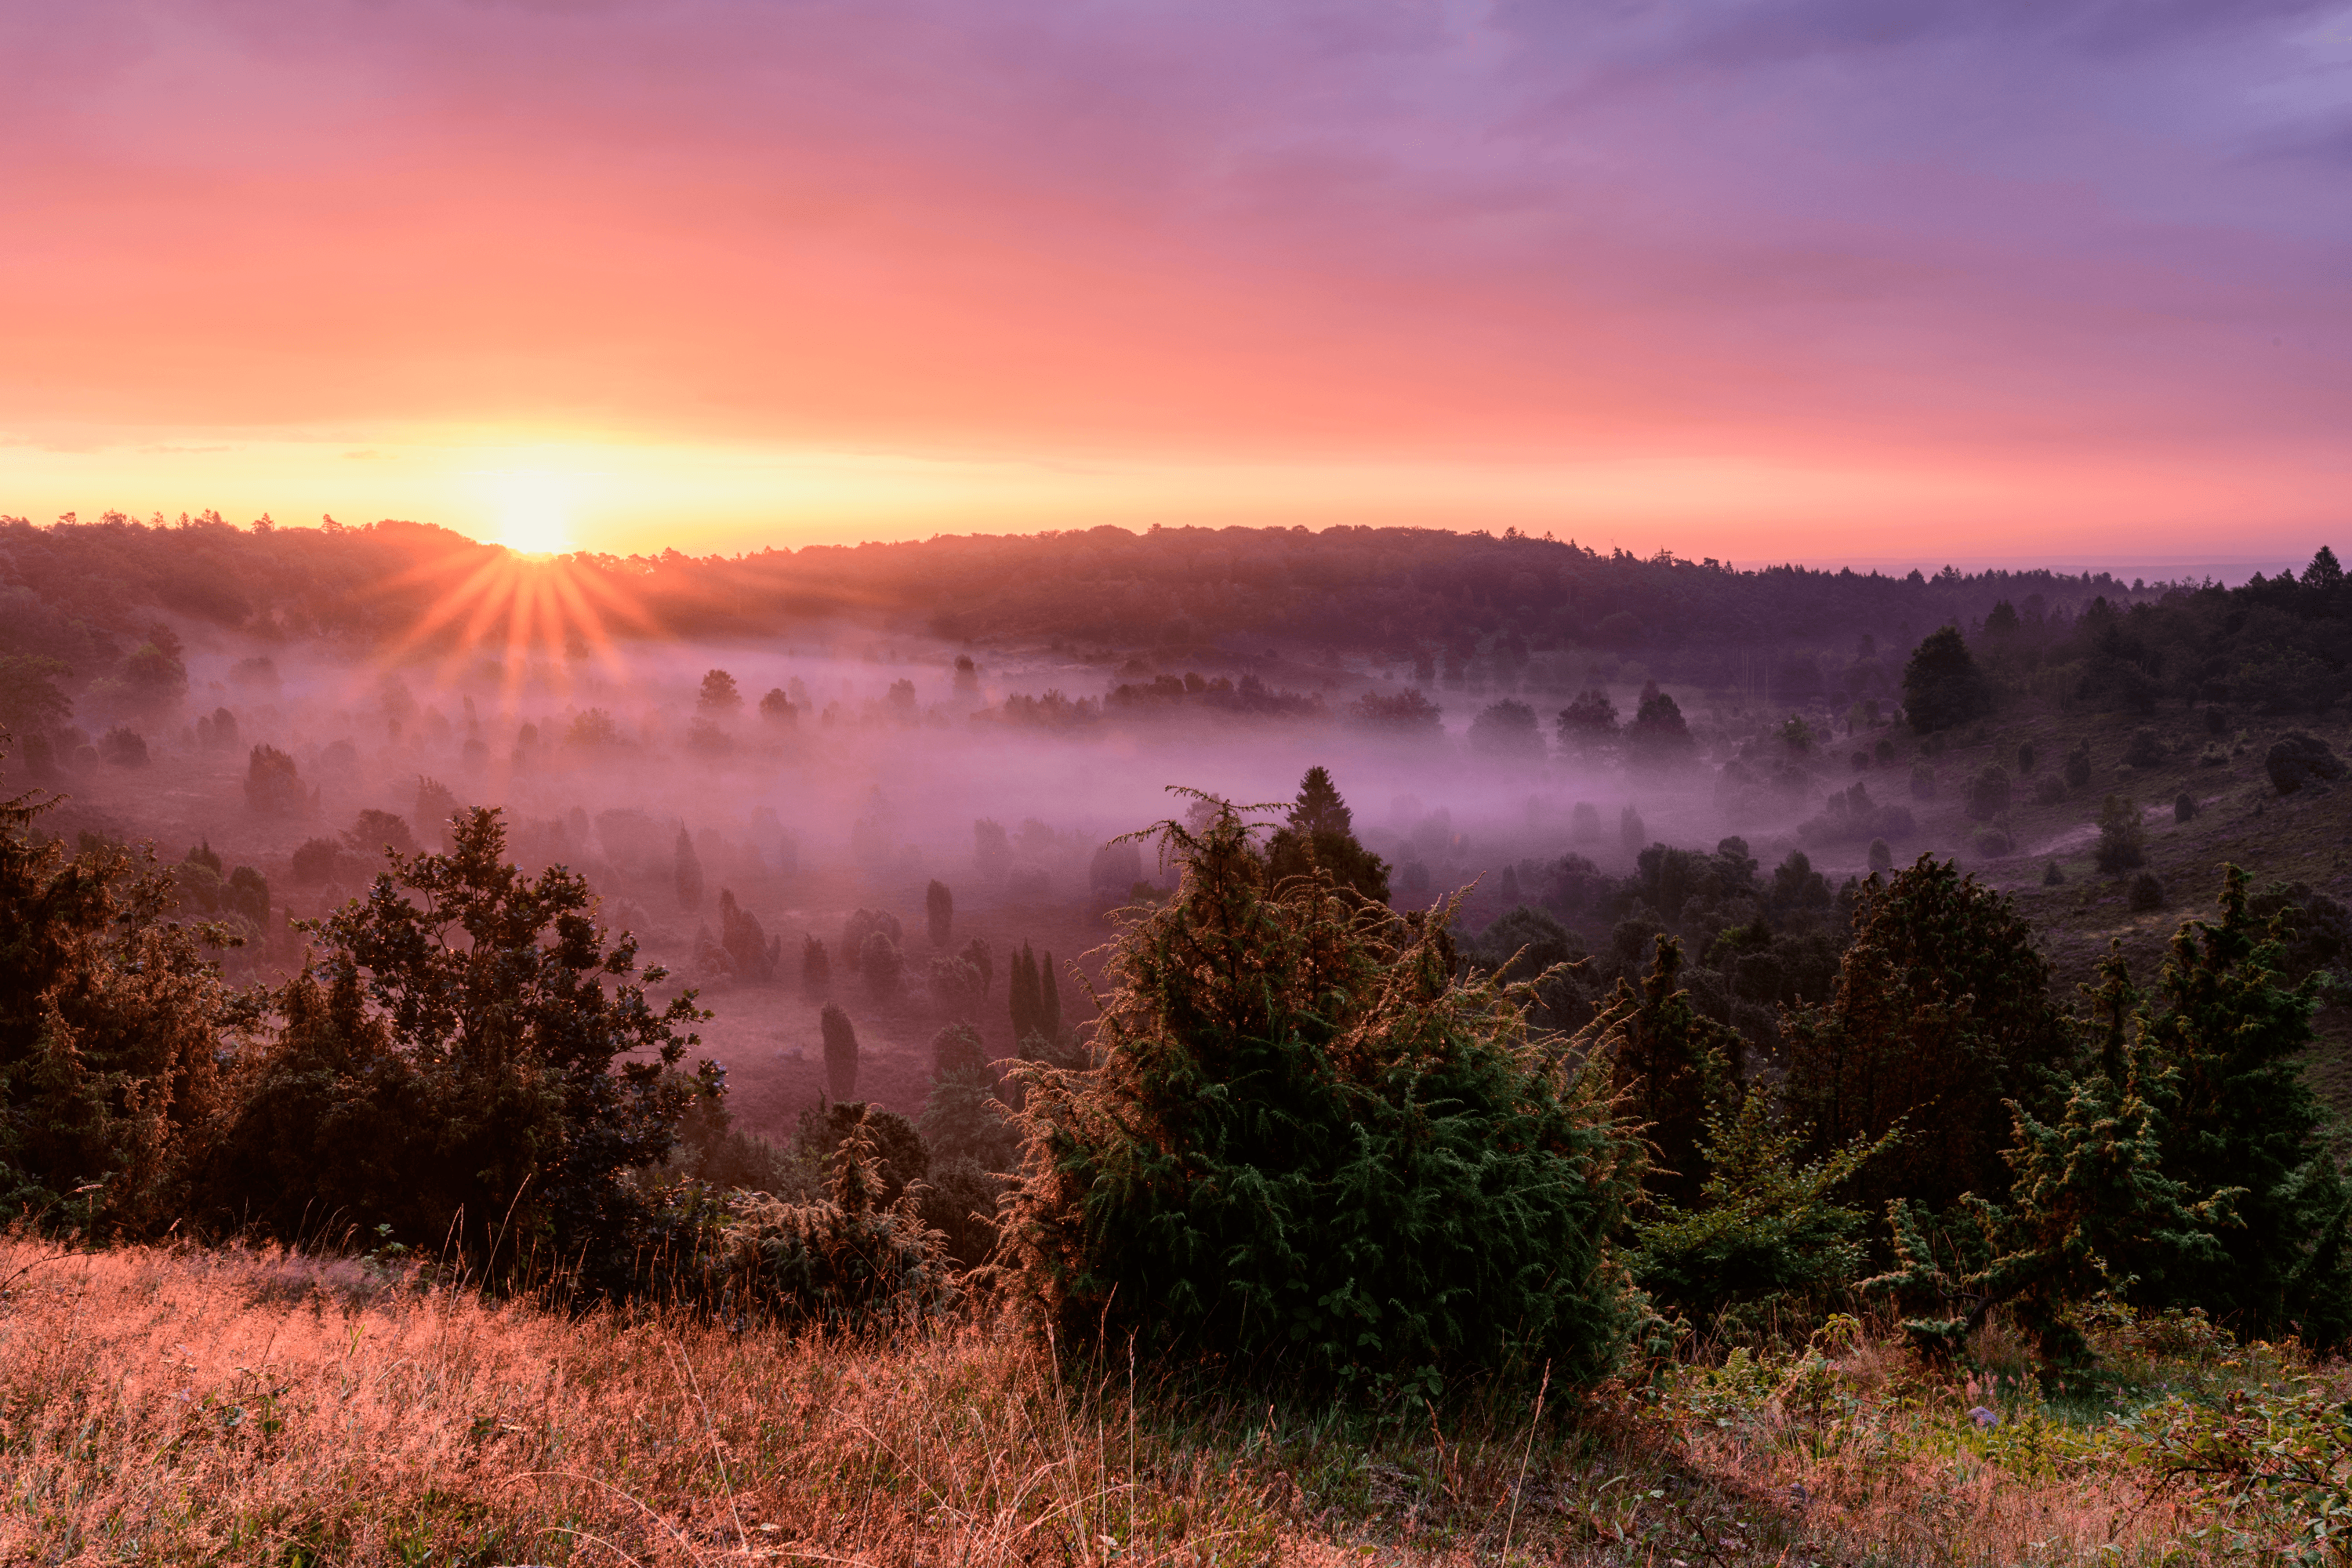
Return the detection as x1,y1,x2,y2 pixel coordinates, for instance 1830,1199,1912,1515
245,744,307,815
1620,803,1646,854
2175,792,2199,823
2034,775,2067,805
820,1003,859,1102
2043,860,2066,885
290,837,339,885
958,936,993,996
800,935,830,996
860,930,904,1000
2122,728,2166,769
2130,873,2166,912
717,888,779,981
1965,764,2011,822
1867,837,1893,875
1570,800,1602,841
1907,761,1935,800
927,954,984,1016
413,776,459,849
2096,795,2146,873
565,707,622,748
2064,740,2093,789
925,878,953,946
343,808,416,859
100,726,147,767
757,687,797,727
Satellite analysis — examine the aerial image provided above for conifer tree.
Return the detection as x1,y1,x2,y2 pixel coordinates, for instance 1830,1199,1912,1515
1585,935,1743,1212
1265,766,1390,905
821,1002,860,1103
1902,626,1993,734
1009,942,1040,1043
926,878,953,947
2140,867,2352,1342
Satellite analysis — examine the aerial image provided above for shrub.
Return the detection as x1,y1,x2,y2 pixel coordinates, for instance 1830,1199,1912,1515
859,931,903,999
0,774,243,1236
1902,626,1993,734
99,727,147,767
2064,742,2092,789
1000,796,1642,1394
1867,837,1894,875
2130,873,2166,911
209,808,713,1287
800,935,829,996
1966,764,2011,822
290,837,338,885
2096,795,2146,873
2174,792,2198,823
2042,860,2066,885
1909,762,1936,800
2016,742,2036,774
2267,731,2346,794
2123,728,2166,768
2034,775,2067,805
925,879,953,946
795,1102,926,1208
1781,858,2073,1218
820,1004,859,1102
1973,828,2014,858
699,1115,954,1328
245,744,306,815
2204,704,2229,735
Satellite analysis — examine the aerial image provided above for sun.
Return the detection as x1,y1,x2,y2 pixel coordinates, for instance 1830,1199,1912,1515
488,470,576,555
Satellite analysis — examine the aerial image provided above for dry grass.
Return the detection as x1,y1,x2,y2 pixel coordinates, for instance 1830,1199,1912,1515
0,1236,2305,1566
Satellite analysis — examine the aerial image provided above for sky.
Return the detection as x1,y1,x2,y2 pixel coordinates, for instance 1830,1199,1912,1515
3,0,2347,569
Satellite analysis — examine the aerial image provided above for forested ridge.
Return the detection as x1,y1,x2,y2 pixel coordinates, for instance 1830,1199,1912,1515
10,513,2340,714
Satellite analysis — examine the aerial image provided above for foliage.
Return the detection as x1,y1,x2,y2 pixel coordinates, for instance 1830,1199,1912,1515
1265,766,1391,906
216,808,713,1288
2138,867,2352,1345
673,825,703,911
696,668,741,713
2267,732,2347,794
1632,1094,1886,1330
1902,626,1993,733
1624,691,1697,771
244,743,306,815
999,793,1642,1395
1781,857,2074,1218
795,1101,927,1208
820,1003,859,1102
2095,794,2146,873
1586,935,1742,1212
716,887,779,980
1555,688,1619,756
0,763,249,1236
926,877,953,946
2118,1380,2352,1566
1467,699,1544,760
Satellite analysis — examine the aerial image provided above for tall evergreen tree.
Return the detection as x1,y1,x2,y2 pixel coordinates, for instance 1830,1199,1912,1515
1265,766,1390,905
820,1002,860,1103
2140,867,2352,1343
1009,942,1040,1043
1901,626,1993,733
1586,935,1742,1212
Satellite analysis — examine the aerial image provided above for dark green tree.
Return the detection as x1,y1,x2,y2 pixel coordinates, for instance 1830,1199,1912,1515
698,669,742,714
1265,766,1391,905
820,1002,859,1102
1587,935,1743,1213
926,879,953,947
1901,626,1993,734
1624,691,1697,771
0,761,246,1236
1000,795,1643,1393
1780,857,2073,1218
227,808,712,1282
2139,868,2352,1344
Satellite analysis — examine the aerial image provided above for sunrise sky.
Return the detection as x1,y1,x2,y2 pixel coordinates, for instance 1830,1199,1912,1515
4,1,2346,568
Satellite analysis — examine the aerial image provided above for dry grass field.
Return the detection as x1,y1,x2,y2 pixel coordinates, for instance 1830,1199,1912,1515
4,1235,2339,1567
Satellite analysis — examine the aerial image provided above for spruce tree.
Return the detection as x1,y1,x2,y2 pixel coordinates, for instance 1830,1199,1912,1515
1587,935,1743,1212
1008,942,1040,1044
2140,867,2352,1343
1265,766,1390,905
1039,949,1063,1044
